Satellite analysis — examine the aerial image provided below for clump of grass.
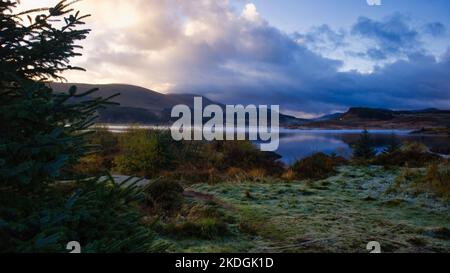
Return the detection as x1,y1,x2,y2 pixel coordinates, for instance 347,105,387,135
419,163,450,199
187,204,228,222
387,162,450,199
144,179,184,215
386,165,419,194
281,169,296,181
247,168,267,182
226,167,247,181
159,203,230,240
162,217,228,240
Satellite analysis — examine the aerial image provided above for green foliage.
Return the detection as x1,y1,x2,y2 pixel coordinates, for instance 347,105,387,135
111,132,283,182
290,153,346,180
69,130,120,177
162,218,228,240
0,0,90,81
0,0,117,192
0,1,165,253
0,176,168,253
89,129,120,158
353,129,376,160
144,179,184,215
114,130,176,177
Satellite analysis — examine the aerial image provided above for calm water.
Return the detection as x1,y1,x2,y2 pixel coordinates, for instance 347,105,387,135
275,129,450,164
98,125,450,164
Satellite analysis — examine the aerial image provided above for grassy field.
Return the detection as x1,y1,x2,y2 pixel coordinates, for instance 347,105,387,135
159,166,449,253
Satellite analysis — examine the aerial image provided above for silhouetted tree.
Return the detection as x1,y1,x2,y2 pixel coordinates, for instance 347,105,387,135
353,129,375,159
383,133,402,154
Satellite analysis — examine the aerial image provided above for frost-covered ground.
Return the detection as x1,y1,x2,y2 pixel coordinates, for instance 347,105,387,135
170,166,449,253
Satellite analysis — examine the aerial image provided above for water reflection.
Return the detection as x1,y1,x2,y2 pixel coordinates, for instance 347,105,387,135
98,125,450,165
276,130,450,164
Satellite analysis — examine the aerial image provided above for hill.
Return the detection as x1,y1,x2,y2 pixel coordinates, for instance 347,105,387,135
50,83,306,126
302,107,450,129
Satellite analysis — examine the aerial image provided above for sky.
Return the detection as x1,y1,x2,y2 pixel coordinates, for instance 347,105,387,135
17,0,450,117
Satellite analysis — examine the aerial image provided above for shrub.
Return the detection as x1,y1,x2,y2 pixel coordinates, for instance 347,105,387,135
114,130,176,177
373,142,439,167
353,129,376,160
89,130,120,156
144,179,184,215
64,130,119,178
158,140,284,183
216,141,284,175
290,153,346,180
71,154,108,177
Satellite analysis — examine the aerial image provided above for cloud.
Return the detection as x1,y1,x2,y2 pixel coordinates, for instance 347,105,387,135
294,24,347,52
46,0,450,116
242,3,261,24
423,22,447,37
351,14,421,59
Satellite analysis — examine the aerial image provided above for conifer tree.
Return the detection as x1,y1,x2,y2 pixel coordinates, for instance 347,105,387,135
383,133,401,154
0,0,165,253
353,129,375,159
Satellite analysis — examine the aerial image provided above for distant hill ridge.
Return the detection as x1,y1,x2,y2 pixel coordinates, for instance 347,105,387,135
50,83,450,129
50,83,307,126
304,107,450,129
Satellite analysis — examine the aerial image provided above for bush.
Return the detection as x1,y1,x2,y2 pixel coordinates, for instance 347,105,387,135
156,140,284,183
89,130,120,156
144,179,184,215
63,130,119,178
71,154,108,177
219,141,283,174
373,142,439,167
114,130,176,177
353,129,376,160
290,153,346,180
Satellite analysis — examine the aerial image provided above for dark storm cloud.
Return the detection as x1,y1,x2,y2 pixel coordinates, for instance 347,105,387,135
351,14,421,59
293,24,347,51
423,22,447,37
